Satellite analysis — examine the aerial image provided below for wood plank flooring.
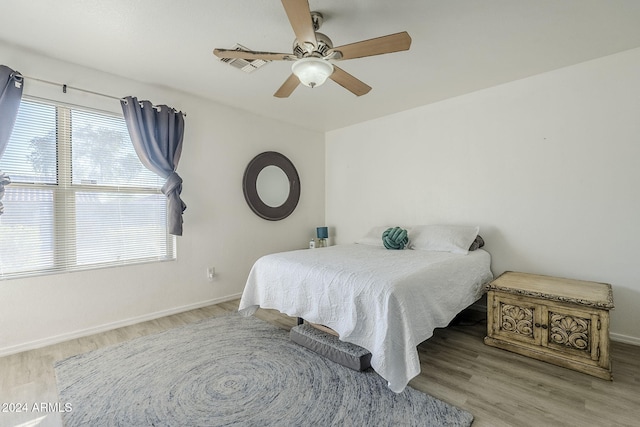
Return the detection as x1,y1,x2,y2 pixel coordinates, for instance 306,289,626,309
1,299,639,427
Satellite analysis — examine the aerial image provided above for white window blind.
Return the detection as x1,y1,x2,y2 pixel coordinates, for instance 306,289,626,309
0,98,176,279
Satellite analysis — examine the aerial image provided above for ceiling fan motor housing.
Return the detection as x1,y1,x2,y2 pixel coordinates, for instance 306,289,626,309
293,32,333,58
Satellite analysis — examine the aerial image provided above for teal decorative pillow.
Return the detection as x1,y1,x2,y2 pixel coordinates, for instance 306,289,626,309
382,227,408,250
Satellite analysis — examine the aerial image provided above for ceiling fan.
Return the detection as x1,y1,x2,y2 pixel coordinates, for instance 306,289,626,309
213,0,411,98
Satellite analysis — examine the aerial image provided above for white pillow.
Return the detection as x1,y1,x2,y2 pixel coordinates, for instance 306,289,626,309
409,225,479,255
356,225,391,247
355,226,392,247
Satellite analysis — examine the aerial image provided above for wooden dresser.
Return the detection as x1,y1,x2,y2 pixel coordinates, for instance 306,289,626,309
484,271,614,380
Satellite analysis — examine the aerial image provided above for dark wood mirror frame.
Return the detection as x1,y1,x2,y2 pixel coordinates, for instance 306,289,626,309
242,151,300,221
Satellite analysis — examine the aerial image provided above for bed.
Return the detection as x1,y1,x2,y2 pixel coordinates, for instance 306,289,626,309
238,229,493,393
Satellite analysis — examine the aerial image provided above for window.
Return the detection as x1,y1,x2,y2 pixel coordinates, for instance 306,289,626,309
0,98,175,279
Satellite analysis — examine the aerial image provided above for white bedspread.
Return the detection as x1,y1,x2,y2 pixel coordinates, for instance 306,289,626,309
238,244,493,392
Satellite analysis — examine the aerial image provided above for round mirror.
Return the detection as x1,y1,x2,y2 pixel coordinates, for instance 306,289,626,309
242,151,300,221
256,165,290,207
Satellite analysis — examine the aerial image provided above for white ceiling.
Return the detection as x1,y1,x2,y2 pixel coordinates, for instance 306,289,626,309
2,0,640,132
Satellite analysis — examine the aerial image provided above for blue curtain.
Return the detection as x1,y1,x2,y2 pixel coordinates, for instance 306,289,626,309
121,96,186,236
0,65,24,215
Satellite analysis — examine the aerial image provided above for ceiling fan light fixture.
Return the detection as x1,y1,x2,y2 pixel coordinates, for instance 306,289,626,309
291,57,334,88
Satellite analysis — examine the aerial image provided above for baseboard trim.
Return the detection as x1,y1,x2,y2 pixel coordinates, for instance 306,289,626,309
3,294,637,358
610,332,640,346
0,293,243,358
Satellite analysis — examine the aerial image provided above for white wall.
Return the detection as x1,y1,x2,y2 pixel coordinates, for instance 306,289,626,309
326,47,640,344
0,42,325,355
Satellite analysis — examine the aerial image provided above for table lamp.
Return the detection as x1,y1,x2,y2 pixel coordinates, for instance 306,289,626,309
316,226,329,248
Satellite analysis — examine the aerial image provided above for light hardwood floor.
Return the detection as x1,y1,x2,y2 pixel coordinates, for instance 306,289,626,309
1,299,639,427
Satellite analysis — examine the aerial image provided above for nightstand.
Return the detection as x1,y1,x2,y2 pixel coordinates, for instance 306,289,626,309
484,271,614,380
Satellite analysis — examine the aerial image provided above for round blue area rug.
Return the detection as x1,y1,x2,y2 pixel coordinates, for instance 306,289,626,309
54,314,473,426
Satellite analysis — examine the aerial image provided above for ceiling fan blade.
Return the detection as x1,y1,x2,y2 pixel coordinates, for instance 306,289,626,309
331,31,412,60
274,74,301,98
214,48,296,62
281,0,317,49
329,66,372,96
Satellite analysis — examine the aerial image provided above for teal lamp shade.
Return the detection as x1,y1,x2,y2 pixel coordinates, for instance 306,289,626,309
316,227,328,239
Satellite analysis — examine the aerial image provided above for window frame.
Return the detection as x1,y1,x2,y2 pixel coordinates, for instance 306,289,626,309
0,96,176,280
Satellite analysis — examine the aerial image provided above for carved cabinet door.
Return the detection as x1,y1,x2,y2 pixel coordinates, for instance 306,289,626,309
488,293,542,346
540,302,603,366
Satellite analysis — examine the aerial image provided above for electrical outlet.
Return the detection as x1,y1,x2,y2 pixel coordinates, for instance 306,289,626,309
207,267,216,281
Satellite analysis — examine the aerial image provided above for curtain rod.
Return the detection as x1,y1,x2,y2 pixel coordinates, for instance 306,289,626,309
14,72,186,117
